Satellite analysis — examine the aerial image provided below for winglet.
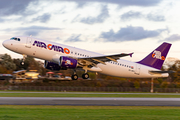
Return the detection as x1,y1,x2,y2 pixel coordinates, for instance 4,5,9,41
129,53,133,57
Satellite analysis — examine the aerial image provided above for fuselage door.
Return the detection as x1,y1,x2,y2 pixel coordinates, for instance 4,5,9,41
26,37,32,48
135,63,141,75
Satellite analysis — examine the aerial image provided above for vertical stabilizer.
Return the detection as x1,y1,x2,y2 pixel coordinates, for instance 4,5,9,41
137,42,171,70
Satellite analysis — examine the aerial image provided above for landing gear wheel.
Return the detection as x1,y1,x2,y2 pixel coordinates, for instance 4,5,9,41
20,54,26,66
20,61,24,66
71,74,78,80
82,73,89,79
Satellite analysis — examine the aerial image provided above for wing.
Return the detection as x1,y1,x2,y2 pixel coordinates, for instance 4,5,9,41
76,53,133,67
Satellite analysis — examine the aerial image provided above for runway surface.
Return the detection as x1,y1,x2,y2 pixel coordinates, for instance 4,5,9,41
0,97,180,106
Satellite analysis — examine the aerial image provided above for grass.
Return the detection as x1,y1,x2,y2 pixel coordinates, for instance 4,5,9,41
0,106,180,120
0,92,180,97
0,92,179,120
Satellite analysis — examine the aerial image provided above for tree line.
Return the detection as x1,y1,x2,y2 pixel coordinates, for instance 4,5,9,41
0,54,46,75
0,53,180,88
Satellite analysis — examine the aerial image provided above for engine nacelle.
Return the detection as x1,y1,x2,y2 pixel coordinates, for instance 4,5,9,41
60,56,77,69
44,56,77,71
44,60,61,71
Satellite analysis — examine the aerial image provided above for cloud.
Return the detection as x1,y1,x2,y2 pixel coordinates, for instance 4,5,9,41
4,26,61,36
75,5,109,24
0,18,5,23
100,26,166,42
69,0,162,6
120,11,165,22
0,0,36,16
31,13,51,23
121,11,143,21
24,31,39,36
16,26,60,31
164,34,180,42
65,34,82,42
146,13,165,22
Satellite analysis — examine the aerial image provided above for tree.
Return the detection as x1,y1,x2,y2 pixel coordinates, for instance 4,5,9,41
168,60,180,82
0,54,16,71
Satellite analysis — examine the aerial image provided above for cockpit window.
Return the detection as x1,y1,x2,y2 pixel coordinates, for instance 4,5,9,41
10,37,20,41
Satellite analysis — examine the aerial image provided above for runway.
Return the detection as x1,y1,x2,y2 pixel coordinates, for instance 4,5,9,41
0,97,180,106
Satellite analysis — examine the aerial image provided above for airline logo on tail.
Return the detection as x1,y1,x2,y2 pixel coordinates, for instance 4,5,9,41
152,50,165,60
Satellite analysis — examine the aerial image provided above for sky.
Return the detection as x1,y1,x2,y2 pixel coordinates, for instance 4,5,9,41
0,0,180,62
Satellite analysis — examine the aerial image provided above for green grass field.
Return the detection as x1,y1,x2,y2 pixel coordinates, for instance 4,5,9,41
0,92,180,119
0,106,179,120
0,92,180,98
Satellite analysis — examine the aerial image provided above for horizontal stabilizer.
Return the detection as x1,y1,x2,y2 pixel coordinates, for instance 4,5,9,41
149,70,175,74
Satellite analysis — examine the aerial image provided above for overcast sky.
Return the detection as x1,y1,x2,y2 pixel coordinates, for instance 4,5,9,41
0,0,180,62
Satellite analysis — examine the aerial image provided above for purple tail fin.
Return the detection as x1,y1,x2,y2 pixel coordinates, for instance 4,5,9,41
137,42,171,70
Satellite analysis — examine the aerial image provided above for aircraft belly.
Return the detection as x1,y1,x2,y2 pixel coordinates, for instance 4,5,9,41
98,64,135,78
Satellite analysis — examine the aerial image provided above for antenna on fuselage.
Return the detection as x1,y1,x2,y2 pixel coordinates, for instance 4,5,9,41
30,35,32,37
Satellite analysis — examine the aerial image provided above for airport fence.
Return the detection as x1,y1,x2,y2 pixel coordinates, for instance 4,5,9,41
5,86,180,93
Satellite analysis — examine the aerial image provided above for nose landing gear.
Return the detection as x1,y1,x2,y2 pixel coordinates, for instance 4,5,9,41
20,54,26,66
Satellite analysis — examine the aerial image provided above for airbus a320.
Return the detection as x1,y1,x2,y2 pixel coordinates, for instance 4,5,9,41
3,36,172,80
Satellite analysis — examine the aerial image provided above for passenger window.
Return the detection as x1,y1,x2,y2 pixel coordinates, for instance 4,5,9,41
18,38,20,41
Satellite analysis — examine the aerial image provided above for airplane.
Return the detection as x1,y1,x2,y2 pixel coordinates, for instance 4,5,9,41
2,36,172,80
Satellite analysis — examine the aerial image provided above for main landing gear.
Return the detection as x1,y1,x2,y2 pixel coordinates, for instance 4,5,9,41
71,74,78,80
71,70,90,80
82,73,89,79
71,70,78,80
82,68,89,79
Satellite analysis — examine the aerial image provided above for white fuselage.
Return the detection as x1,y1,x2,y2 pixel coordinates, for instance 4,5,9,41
3,36,168,78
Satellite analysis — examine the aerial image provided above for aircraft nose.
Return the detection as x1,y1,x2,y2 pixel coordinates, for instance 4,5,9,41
2,40,9,48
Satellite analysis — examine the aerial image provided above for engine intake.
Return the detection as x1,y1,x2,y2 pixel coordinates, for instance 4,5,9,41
44,60,61,71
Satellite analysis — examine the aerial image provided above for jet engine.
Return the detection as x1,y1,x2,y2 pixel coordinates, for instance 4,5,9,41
60,56,77,69
44,60,61,71
44,56,77,71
